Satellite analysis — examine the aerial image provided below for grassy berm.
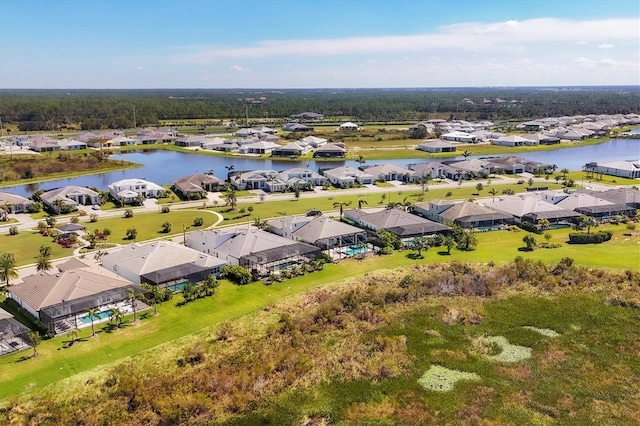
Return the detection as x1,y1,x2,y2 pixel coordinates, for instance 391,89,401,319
1,259,639,425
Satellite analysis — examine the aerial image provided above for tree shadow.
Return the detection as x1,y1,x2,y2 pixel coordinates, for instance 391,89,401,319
405,253,424,260
437,251,452,256
517,247,534,252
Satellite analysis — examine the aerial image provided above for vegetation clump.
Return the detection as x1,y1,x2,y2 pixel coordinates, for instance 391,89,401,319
418,365,480,392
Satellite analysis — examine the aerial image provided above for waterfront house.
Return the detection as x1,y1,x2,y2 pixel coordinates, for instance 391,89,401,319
108,178,164,202
363,163,417,183
313,142,347,158
594,160,640,179
322,166,374,187
230,169,286,192
0,192,35,214
271,142,309,157
40,186,101,212
417,139,457,153
173,173,225,199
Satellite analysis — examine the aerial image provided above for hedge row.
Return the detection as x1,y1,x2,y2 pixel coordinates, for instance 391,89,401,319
568,231,613,244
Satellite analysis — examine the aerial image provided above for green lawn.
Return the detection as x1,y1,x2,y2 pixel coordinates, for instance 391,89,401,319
0,223,637,399
0,230,74,266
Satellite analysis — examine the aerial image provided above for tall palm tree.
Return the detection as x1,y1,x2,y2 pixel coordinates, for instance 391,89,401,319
39,245,52,257
224,186,237,209
333,201,352,220
488,188,498,202
128,288,138,322
357,198,368,209
85,307,99,336
411,236,430,258
356,155,366,167
0,252,18,294
225,165,235,183
109,307,125,328
458,231,478,251
443,235,456,254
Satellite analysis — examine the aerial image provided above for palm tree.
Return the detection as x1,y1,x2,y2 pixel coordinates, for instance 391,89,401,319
0,252,18,294
522,234,537,251
462,150,471,159
560,168,569,179
109,307,125,328
417,173,431,196
225,165,235,183
502,188,514,195
357,198,368,209
224,186,237,210
126,227,137,241
443,235,456,254
411,236,430,258
356,155,366,167
457,231,478,251
488,188,498,202
85,307,99,336
36,254,53,272
538,218,551,232
333,201,352,220
128,288,138,322
401,197,413,212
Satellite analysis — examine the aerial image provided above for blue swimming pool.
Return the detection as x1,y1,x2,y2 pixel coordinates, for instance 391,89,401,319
79,310,110,324
344,245,365,256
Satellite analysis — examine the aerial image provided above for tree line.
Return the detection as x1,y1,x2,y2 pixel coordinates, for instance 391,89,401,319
0,86,638,131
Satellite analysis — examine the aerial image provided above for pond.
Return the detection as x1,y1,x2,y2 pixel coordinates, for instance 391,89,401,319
2,136,638,198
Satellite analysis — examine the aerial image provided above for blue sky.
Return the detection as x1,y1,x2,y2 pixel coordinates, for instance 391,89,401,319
1,0,638,88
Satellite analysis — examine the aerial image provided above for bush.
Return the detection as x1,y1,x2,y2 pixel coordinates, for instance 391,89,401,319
222,265,252,285
193,217,204,227
568,231,612,244
124,209,134,218
9,226,18,235
161,205,170,213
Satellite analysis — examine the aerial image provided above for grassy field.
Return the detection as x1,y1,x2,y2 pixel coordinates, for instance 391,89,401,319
0,223,637,400
0,230,75,265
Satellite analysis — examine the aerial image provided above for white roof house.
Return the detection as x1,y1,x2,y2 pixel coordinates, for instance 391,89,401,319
441,131,478,143
40,186,101,210
417,139,457,152
363,163,417,182
108,178,164,200
339,122,360,131
322,166,374,187
595,160,640,179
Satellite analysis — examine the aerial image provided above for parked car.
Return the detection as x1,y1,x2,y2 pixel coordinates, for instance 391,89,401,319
92,205,101,210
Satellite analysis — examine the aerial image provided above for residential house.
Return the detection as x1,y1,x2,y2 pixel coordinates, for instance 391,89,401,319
268,215,367,254
441,131,478,143
238,140,281,155
579,188,640,209
594,160,640,179
173,173,225,199
345,208,450,240
0,192,35,214
290,112,324,121
0,307,31,356
491,135,530,147
278,168,327,189
408,162,449,180
101,240,226,289
363,163,417,182
109,136,138,147
186,228,321,276
271,142,310,157
283,123,314,132
413,200,514,229
9,258,142,334
230,170,286,192
322,166,374,187
40,186,101,212
417,139,457,153
175,135,206,147
483,195,579,224
339,122,360,131
486,156,551,174
299,135,327,147
30,136,61,152
550,192,636,219
313,142,347,158
57,138,87,150
108,178,164,202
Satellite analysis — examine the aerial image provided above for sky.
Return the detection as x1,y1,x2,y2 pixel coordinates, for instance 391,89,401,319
0,0,638,89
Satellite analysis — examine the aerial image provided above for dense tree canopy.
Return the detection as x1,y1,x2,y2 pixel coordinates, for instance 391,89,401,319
0,87,638,131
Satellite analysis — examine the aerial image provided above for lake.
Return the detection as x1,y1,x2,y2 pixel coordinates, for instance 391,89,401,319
2,137,639,198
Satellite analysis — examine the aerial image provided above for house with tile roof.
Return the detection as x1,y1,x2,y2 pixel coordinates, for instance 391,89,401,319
322,166,374,187
101,240,226,288
40,186,101,212
345,208,450,240
108,178,164,202
417,139,457,153
413,200,514,229
594,160,640,179
363,163,417,182
9,258,142,334
173,173,225,199
186,228,321,276
0,192,35,213
313,142,347,158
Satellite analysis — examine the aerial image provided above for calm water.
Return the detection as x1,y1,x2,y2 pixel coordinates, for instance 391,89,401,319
3,137,639,198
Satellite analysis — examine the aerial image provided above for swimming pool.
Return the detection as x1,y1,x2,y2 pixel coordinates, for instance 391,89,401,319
166,281,190,292
344,245,365,256
79,310,111,324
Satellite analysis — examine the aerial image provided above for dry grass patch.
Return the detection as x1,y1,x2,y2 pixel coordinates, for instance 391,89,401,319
418,365,480,392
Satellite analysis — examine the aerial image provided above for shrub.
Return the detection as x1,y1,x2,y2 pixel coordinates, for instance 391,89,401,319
568,231,612,244
9,226,18,235
445,191,452,197
89,213,98,222
124,209,134,218
222,265,252,285
161,205,170,213
70,215,80,224
193,217,204,227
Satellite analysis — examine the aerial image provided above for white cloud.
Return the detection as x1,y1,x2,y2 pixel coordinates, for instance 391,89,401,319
173,17,638,64
598,43,615,49
229,65,249,72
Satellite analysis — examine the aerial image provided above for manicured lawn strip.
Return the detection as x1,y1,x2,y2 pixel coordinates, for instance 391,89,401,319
0,231,74,266
0,210,218,266
562,170,639,186
81,210,217,244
